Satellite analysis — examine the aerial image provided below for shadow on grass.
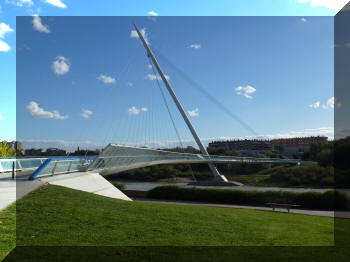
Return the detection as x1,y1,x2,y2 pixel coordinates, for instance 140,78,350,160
4,246,350,262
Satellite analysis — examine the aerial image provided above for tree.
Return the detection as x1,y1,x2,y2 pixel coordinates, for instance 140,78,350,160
0,142,16,157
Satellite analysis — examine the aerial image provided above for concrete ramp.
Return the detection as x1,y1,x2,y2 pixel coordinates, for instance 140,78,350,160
40,172,131,201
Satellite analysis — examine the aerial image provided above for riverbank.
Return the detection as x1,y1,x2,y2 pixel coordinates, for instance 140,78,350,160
146,186,349,211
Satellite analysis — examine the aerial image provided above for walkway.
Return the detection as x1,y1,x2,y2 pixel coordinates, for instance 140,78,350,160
135,198,350,218
0,171,45,211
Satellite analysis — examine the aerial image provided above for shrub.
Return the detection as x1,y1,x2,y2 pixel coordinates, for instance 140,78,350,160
147,186,349,210
112,182,126,190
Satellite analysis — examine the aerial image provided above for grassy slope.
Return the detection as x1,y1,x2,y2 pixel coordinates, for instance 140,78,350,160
0,204,16,261
15,184,335,246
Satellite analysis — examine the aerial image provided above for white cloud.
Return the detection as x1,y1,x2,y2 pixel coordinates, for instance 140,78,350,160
300,17,307,22
27,101,68,120
97,74,116,84
128,106,140,115
32,15,50,33
52,56,70,75
146,74,170,81
309,101,320,109
6,0,33,7
127,82,133,87
322,96,335,109
310,97,335,109
0,22,14,39
0,23,13,52
130,27,149,45
0,113,5,120
128,106,148,115
80,109,93,119
44,0,67,8
296,0,348,11
148,10,159,16
188,44,201,49
235,85,256,99
188,108,199,117
0,40,10,52
148,64,153,69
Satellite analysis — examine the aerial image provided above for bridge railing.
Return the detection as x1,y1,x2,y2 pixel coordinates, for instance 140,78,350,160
87,144,301,176
0,157,48,173
28,156,96,180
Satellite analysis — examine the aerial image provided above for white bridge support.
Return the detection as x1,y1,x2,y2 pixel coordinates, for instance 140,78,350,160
134,24,228,182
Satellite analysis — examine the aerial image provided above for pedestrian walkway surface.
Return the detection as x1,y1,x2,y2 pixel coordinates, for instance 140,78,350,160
0,178,16,211
135,198,350,218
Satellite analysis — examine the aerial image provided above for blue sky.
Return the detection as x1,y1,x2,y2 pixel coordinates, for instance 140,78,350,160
0,0,348,149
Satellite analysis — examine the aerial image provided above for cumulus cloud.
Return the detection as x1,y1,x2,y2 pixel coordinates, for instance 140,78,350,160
27,101,68,119
322,96,335,109
32,15,50,33
146,74,170,81
310,97,335,109
309,101,320,109
235,85,256,99
97,74,116,84
128,106,140,115
296,0,348,11
128,106,148,115
148,10,159,16
127,82,133,87
188,108,199,117
0,22,14,39
300,17,307,22
52,56,70,75
44,0,67,8
130,27,149,45
0,113,5,120
0,23,14,52
80,109,93,119
0,40,11,52
188,44,201,49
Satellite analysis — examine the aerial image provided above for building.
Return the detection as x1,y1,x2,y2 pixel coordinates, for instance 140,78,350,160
24,148,45,156
208,139,272,156
208,136,329,158
270,136,328,157
2,141,22,152
46,148,67,156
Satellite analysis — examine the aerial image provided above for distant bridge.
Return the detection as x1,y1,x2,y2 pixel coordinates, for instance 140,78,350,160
0,144,300,181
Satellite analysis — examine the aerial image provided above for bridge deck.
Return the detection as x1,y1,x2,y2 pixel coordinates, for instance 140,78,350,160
88,144,300,176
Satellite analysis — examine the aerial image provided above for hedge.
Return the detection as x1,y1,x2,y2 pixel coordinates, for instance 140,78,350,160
147,186,349,210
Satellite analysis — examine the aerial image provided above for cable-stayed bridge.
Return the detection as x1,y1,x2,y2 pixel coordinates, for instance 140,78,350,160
0,23,305,204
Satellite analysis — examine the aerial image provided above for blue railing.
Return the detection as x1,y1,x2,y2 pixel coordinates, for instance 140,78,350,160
28,156,96,180
0,157,48,173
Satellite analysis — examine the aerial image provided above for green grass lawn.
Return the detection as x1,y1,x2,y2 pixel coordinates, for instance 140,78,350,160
14,184,335,246
0,204,16,261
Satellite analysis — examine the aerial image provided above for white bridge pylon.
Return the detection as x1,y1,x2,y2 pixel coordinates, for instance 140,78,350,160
87,144,300,176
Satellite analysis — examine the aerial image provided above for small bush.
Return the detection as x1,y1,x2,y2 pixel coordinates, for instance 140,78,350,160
147,186,349,210
112,182,126,190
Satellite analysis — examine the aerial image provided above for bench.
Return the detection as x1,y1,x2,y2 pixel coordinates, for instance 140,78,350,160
265,202,301,213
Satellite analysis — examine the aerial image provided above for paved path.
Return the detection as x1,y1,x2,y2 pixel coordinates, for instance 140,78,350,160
0,178,16,211
135,198,350,218
0,171,44,211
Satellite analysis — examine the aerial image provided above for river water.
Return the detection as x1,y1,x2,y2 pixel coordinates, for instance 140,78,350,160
122,182,350,197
